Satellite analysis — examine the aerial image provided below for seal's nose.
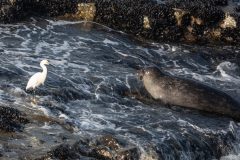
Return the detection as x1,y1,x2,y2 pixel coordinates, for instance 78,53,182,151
137,69,145,80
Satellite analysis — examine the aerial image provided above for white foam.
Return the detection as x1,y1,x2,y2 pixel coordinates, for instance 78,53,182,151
79,118,116,131
95,80,105,100
220,154,240,160
41,122,52,129
136,46,153,57
171,46,177,52
50,59,67,66
46,19,85,26
191,73,205,81
103,38,119,45
51,41,71,54
0,41,5,47
215,61,240,82
68,63,90,73
10,87,26,97
77,36,100,43
38,106,50,116
125,74,133,89
0,24,20,27
113,48,146,65
168,61,240,89
177,119,216,134
35,41,48,54
59,113,69,119
115,51,128,57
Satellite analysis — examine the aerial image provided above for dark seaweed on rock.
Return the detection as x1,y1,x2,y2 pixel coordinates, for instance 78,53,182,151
0,1,24,23
0,0,240,45
94,0,179,41
22,0,79,17
37,135,140,160
92,0,240,44
0,106,29,132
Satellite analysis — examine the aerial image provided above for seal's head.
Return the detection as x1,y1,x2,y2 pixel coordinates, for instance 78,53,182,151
137,67,163,80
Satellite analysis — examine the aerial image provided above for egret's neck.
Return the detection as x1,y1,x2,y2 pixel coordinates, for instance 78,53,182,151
40,63,47,74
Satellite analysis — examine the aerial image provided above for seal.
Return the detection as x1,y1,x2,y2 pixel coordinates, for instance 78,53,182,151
137,67,240,120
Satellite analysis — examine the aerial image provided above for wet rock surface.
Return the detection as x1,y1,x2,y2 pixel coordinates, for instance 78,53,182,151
0,106,29,132
37,135,140,160
153,120,237,160
93,0,240,44
0,0,240,45
32,125,238,160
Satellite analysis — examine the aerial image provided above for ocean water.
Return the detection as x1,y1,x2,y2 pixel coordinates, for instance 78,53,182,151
0,18,240,159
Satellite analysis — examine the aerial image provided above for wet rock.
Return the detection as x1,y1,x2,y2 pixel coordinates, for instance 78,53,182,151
0,0,25,23
0,84,27,98
49,144,81,160
1,0,240,45
97,135,120,150
236,6,240,12
30,114,75,133
38,135,140,160
22,0,78,17
115,147,139,160
61,3,96,21
0,106,29,132
51,87,89,102
34,86,92,102
0,67,24,79
91,0,240,45
150,120,238,160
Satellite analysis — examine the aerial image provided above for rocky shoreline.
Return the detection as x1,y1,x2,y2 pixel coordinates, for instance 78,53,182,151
0,105,141,159
0,102,238,159
0,0,240,45
1,0,240,159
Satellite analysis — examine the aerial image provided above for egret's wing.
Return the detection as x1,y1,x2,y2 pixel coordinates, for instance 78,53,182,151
26,72,42,90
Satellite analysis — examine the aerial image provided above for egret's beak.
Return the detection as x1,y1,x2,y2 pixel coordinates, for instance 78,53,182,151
137,69,145,81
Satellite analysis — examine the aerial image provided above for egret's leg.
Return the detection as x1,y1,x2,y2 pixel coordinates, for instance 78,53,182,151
33,90,36,104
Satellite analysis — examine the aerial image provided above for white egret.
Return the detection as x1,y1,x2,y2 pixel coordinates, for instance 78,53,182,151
26,59,49,91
